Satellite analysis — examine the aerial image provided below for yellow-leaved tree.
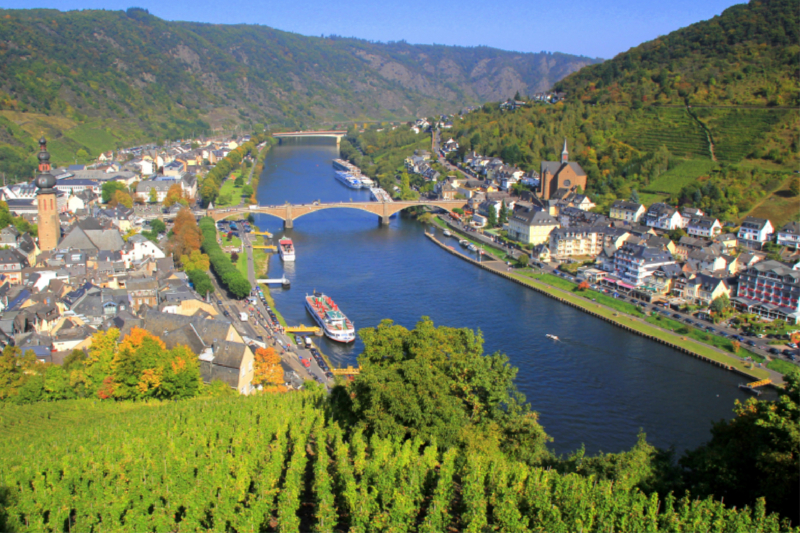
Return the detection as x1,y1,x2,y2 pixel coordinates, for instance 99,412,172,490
253,347,286,393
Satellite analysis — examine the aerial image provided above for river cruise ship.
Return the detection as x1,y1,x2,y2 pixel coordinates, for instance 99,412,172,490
305,292,355,342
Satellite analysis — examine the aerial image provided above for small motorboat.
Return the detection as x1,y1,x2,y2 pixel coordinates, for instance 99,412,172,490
459,239,468,247
443,229,452,237
546,334,559,341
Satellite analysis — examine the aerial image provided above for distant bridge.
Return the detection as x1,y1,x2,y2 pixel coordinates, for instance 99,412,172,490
272,130,347,146
206,199,465,228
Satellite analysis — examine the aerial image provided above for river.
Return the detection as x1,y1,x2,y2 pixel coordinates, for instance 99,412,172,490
253,139,770,456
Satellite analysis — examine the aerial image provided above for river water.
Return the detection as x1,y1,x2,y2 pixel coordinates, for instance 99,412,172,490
253,139,768,456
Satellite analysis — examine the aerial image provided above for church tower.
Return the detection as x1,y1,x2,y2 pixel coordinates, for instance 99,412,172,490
34,137,60,252
561,138,569,165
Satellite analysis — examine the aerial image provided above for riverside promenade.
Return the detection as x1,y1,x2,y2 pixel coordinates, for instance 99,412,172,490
425,226,783,387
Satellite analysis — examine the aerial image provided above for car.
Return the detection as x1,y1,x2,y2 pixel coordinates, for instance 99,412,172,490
685,319,693,325
706,328,716,334
768,348,781,355
217,300,222,305
720,332,728,337
788,342,798,349
746,340,757,346
782,349,795,357
672,314,682,319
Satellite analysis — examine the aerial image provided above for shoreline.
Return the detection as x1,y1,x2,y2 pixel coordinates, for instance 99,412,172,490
424,230,778,386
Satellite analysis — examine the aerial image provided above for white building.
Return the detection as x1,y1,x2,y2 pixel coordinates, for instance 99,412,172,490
738,216,774,245
777,221,800,249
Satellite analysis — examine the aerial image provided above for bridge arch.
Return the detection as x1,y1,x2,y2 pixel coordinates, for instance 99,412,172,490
206,200,465,228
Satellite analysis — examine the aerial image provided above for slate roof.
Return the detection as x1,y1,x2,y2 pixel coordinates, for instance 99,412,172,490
541,161,586,177
141,309,232,345
162,323,206,355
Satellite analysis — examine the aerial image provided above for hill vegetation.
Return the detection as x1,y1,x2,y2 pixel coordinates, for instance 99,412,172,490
0,7,597,177
554,0,798,108
1,318,798,530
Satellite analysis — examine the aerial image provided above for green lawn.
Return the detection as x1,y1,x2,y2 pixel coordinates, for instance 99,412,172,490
637,192,670,206
434,218,516,261
216,178,245,207
645,314,765,361
767,358,797,375
643,159,718,194
236,250,249,279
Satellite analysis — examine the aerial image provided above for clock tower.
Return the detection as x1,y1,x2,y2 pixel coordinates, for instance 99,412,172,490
33,137,60,252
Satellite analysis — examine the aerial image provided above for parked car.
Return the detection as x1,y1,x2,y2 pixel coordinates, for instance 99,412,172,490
768,348,781,355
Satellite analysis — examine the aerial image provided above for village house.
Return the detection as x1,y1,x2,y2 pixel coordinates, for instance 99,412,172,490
737,216,774,246
611,243,677,288
686,216,722,238
507,203,560,245
643,203,683,230
609,200,646,224
776,221,800,249
549,226,629,259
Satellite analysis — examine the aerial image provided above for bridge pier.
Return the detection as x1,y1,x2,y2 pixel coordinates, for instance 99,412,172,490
284,219,293,229
379,215,391,226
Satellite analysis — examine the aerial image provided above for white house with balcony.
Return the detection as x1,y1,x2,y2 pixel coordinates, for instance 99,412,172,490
777,221,800,249
737,216,773,245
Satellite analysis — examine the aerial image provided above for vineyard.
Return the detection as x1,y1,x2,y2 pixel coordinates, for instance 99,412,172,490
694,108,790,163
1,394,793,533
643,159,718,195
618,108,710,160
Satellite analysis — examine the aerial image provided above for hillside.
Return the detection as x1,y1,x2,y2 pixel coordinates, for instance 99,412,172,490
435,0,798,223
0,7,598,176
554,0,799,107
0,394,792,532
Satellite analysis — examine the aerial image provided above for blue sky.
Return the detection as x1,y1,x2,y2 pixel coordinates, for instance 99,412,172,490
2,0,744,58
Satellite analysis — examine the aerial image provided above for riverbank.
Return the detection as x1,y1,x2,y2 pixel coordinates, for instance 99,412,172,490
424,230,777,386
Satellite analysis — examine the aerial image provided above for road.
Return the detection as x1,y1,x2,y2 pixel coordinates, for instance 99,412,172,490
435,215,797,376
241,228,334,387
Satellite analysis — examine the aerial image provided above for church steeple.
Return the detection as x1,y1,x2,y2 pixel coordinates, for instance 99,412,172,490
38,136,51,173
561,138,568,164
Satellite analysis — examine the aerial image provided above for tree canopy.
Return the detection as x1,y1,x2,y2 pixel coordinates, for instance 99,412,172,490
332,317,551,464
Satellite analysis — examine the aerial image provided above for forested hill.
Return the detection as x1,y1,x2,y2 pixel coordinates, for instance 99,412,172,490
0,7,597,175
554,0,799,107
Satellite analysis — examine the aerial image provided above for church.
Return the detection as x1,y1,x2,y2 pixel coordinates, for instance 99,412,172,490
539,139,587,200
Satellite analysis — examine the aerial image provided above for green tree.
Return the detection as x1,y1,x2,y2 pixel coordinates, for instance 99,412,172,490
76,148,89,161
499,200,510,226
710,294,730,315
149,187,158,203
150,219,167,234
630,189,641,204
242,184,253,198
487,205,498,228
680,368,800,524
102,181,127,204
331,318,552,464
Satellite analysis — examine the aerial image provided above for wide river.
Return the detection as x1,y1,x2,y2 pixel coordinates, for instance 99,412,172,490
253,139,768,456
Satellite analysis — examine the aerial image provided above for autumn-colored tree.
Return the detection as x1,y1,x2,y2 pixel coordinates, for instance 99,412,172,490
112,327,201,400
180,249,210,271
169,207,203,258
731,340,741,353
577,281,590,291
253,347,286,393
110,189,134,208
163,184,184,207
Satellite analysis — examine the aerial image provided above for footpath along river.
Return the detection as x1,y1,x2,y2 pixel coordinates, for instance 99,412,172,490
252,139,774,456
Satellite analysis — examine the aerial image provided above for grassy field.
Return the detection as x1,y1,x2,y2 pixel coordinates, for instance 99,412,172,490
216,177,245,207
644,159,718,194
637,192,670,207
259,283,288,327
433,217,516,261
744,177,800,229
236,250,249,279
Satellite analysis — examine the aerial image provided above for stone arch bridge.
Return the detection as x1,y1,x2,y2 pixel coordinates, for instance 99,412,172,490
205,200,465,228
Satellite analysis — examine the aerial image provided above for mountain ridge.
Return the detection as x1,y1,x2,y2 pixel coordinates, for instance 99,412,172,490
0,7,598,174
